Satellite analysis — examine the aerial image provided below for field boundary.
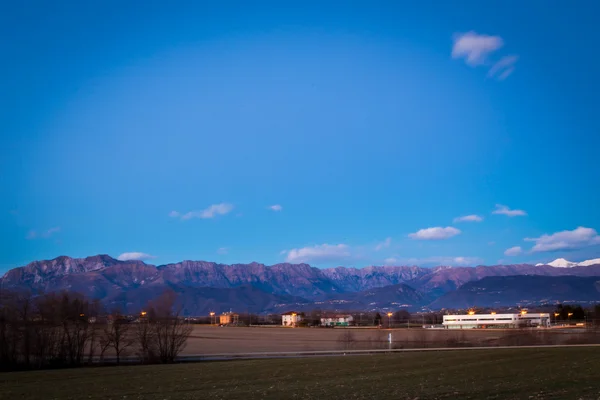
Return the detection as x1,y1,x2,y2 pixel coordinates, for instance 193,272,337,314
93,343,600,364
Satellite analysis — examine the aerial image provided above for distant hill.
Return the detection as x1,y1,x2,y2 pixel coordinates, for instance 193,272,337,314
107,284,308,315
431,275,600,309
305,283,428,312
409,264,600,297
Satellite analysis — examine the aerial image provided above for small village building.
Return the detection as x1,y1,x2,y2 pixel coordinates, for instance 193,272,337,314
320,314,354,327
220,311,239,325
281,311,304,327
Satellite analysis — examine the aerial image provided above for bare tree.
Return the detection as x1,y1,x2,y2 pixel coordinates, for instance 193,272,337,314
0,290,97,370
102,312,134,364
135,317,157,363
146,290,193,363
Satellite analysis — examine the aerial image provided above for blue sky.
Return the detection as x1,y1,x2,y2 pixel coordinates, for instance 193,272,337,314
2,1,600,272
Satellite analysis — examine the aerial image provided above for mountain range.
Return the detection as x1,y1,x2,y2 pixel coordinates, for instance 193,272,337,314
1,255,600,315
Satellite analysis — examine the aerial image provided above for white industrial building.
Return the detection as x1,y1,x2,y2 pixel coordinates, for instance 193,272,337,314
320,314,354,327
443,312,550,329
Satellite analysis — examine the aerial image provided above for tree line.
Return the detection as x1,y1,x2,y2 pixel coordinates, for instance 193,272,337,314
0,289,192,371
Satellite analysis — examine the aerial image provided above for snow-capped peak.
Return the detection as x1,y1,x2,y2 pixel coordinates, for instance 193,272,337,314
548,258,577,268
536,258,600,268
578,258,600,267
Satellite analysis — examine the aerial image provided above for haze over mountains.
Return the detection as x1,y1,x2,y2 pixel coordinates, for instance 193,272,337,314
1,255,600,315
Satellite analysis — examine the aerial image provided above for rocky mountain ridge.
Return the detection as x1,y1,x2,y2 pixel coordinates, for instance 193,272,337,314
2,255,600,314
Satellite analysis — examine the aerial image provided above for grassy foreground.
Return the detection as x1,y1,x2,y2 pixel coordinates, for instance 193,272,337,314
2,348,600,399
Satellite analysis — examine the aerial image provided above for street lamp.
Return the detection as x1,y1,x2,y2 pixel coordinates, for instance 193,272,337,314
520,310,527,315
554,312,560,326
468,310,475,315
568,312,573,324
209,312,215,325
292,313,297,327
387,312,393,329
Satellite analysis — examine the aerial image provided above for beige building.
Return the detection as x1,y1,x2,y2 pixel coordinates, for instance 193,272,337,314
220,312,239,325
281,311,304,327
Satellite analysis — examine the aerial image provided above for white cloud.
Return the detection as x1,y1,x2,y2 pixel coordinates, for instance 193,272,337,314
504,246,522,256
43,227,61,237
268,204,283,212
497,68,515,81
452,31,504,66
408,227,461,240
285,244,351,264
399,256,483,266
526,227,600,253
375,237,392,251
451,257,482,265
117,252,156,261
217,247,229,255
383,257,398,265
488,55,518,80
170,203,234,220
453,214,483,223
492,204,527,217
26,227,60,240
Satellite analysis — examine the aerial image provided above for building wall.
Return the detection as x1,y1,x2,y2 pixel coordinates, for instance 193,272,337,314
282,314,302,326
321,316,354,326
443,313,550,329
220,313,239,325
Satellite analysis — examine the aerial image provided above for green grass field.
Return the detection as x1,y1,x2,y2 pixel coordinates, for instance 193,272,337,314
2,347,600,399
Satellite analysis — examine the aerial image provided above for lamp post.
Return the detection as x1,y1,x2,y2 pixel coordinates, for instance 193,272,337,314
554,312,560,327
292,313,297,328
568,312,573,325
387,312,393,329
209,312,215,326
